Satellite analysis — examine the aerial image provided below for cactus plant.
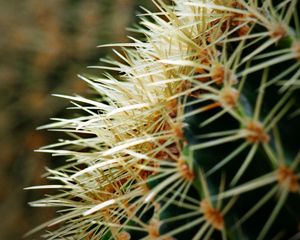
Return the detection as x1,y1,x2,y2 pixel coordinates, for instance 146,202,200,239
28,0,300,239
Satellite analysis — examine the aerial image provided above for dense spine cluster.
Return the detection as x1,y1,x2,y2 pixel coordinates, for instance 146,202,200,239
28,1,300,239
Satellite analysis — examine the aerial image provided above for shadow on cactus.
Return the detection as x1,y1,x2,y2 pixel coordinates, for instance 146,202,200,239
27,0,300,239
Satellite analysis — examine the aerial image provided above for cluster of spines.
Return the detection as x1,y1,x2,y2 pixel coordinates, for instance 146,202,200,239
28,0,300,239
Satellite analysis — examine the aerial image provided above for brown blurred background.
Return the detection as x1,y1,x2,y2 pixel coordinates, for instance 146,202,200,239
0,1,153,239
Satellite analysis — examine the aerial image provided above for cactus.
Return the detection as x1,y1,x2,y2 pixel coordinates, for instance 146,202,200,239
28,0,300,239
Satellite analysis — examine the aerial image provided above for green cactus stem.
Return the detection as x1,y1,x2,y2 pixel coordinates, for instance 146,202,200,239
27,0,300,239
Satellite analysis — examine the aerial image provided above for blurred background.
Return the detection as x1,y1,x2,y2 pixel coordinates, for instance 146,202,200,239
0,0,153,239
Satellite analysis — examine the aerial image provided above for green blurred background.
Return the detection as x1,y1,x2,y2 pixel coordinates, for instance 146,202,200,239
0,1,153,239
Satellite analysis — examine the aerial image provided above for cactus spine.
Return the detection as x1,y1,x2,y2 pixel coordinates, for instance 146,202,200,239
28,0,300,239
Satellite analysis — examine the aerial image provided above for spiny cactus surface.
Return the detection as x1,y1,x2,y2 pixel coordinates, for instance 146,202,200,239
28,0,300,239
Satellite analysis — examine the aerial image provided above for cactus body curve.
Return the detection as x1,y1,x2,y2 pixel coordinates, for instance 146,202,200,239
28,0,300,239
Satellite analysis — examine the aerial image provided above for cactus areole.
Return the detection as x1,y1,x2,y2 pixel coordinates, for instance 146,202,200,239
28,1,300,239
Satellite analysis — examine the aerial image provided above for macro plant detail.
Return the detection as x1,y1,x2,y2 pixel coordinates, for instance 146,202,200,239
27,0,300,239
